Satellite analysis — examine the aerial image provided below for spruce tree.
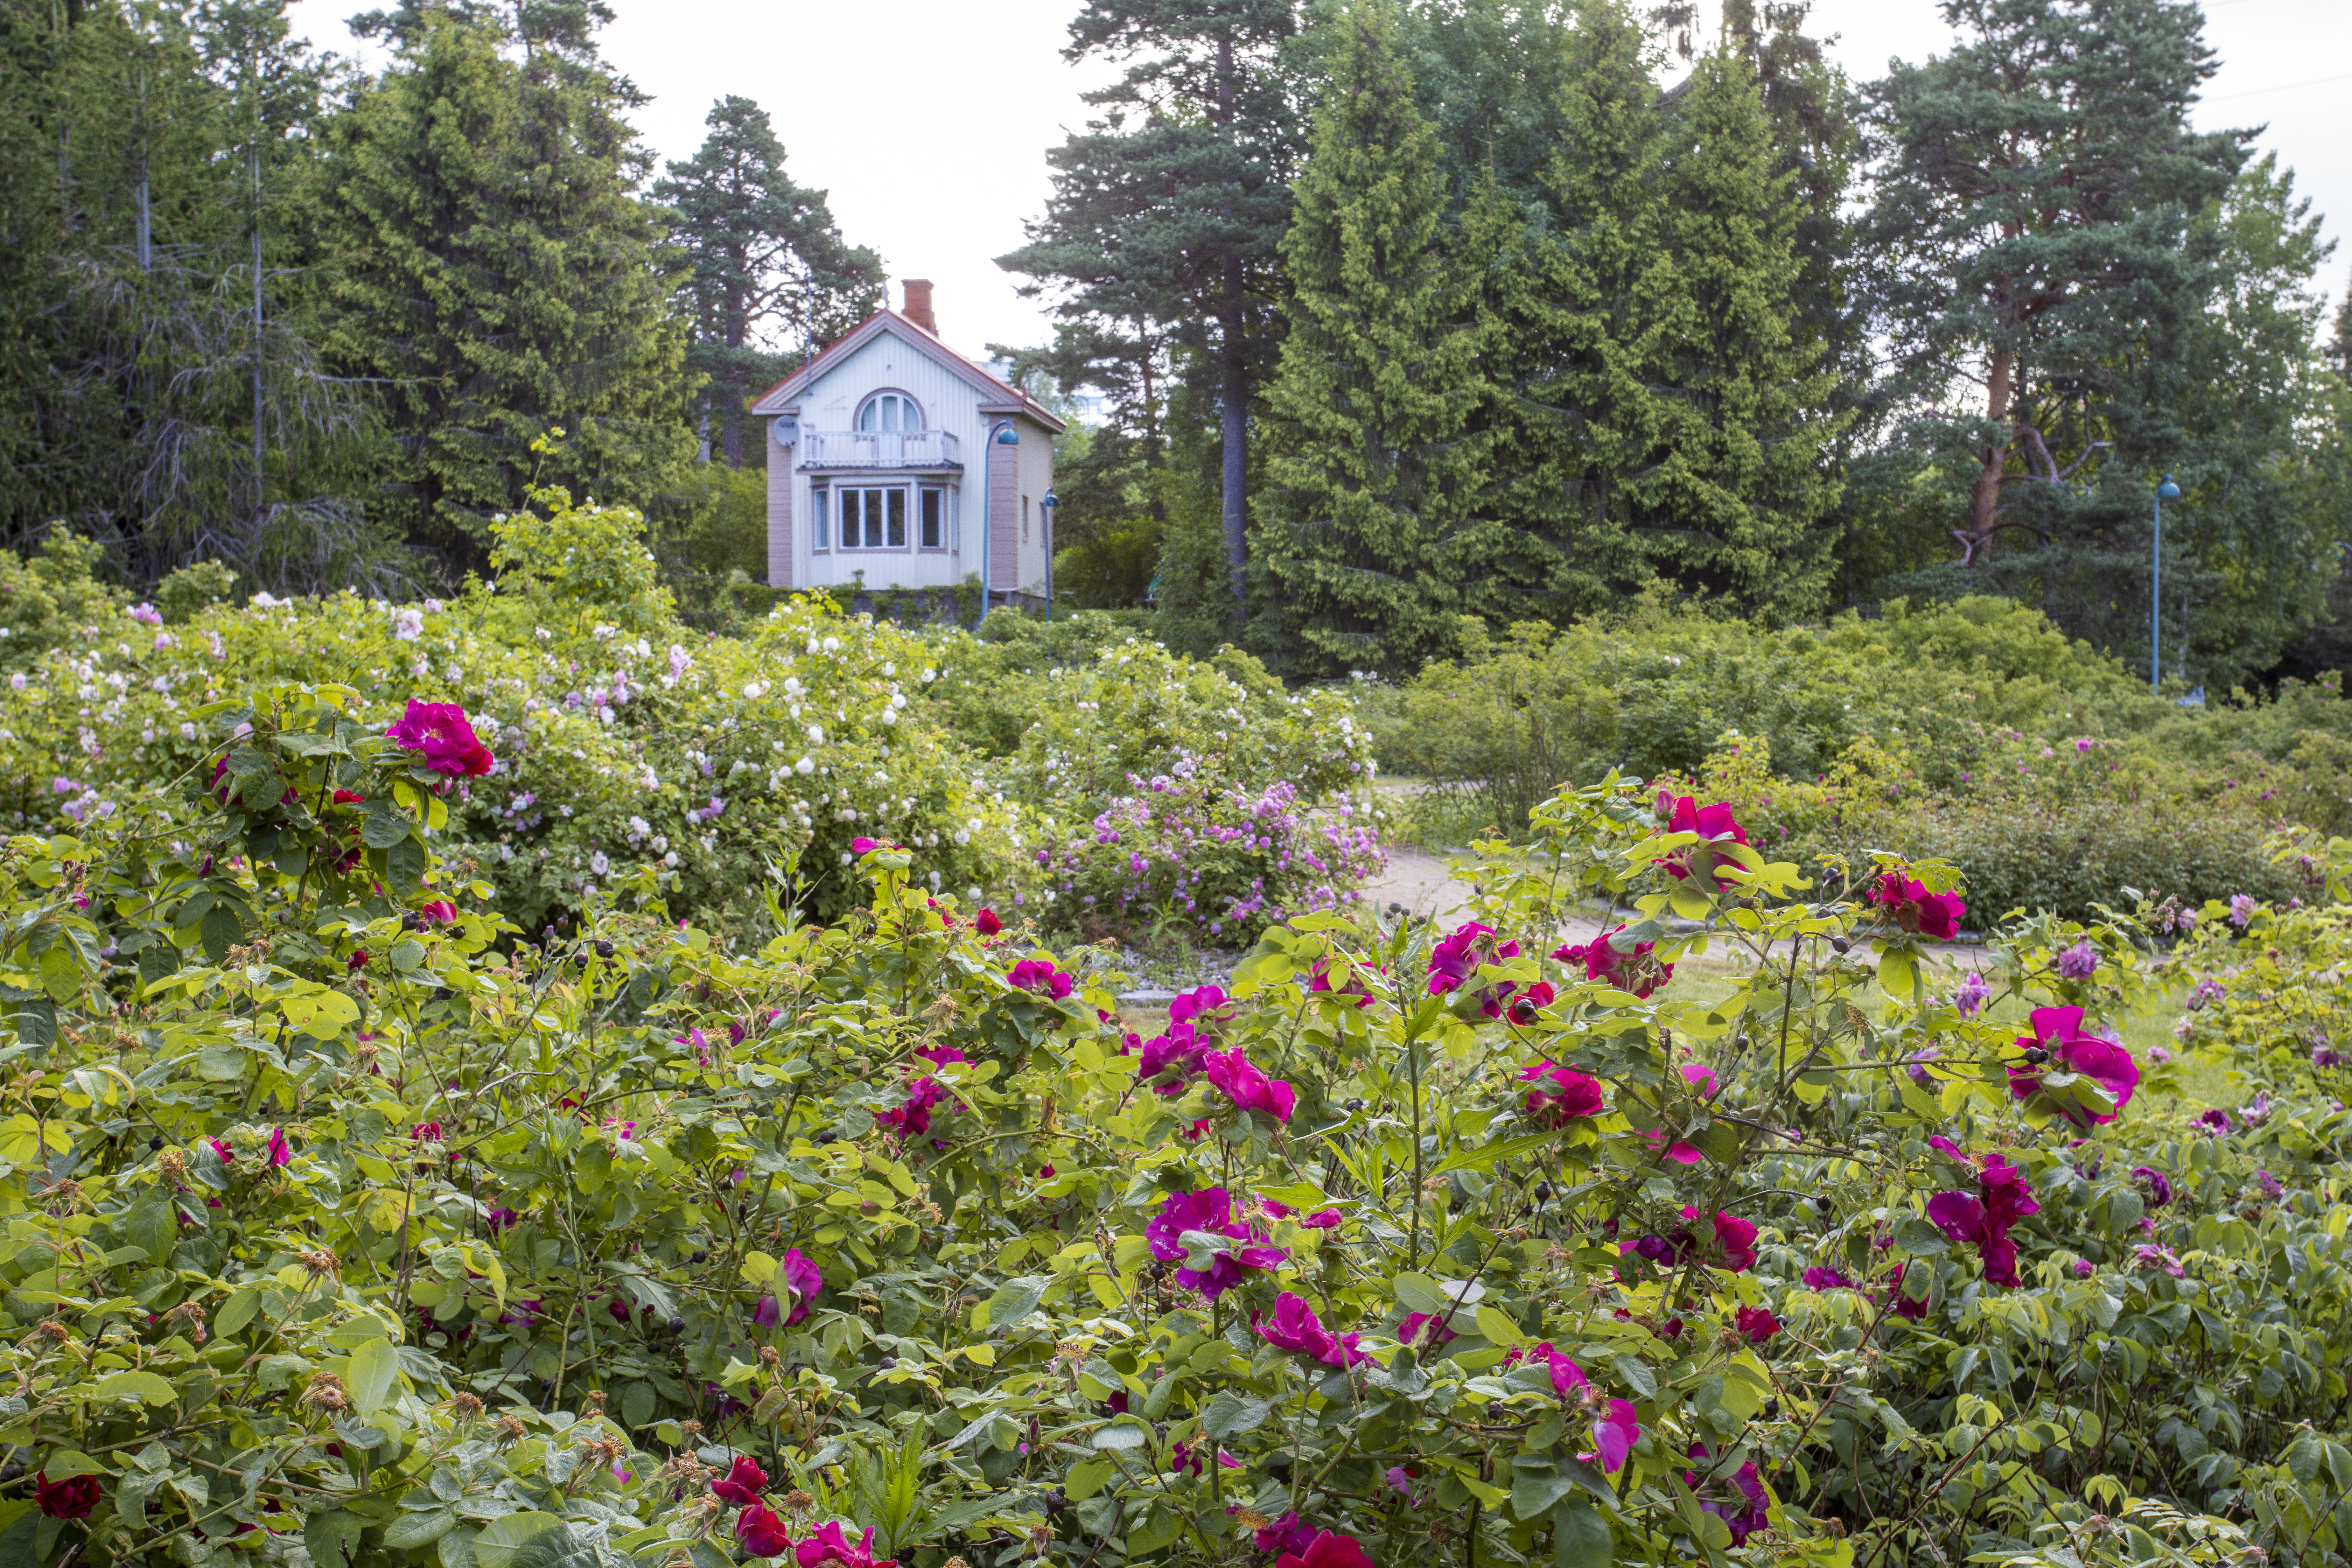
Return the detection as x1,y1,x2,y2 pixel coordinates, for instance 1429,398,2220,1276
1259,1,1488,677
652,97,881,468
1638,49,1846,613
0,0,382,586
317,13,692,570
1477,0,1674,610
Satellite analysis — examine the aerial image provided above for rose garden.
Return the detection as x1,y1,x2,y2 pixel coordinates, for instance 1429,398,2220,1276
0,486,2342,1568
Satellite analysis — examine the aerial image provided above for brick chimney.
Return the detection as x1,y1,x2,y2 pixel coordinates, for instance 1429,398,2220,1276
902,279,937,335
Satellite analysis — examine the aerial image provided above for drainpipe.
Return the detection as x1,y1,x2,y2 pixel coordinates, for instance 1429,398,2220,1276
1042,490,1059,621
977,420,1017,628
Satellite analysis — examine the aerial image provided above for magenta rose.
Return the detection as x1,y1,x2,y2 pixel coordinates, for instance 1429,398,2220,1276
385,700,495,777
2007,1006,2139,1126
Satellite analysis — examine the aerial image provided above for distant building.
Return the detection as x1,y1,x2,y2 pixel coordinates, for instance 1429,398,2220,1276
750,281,1063,606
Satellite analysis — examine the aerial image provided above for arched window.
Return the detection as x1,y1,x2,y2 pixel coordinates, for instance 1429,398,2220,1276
856,391,922,432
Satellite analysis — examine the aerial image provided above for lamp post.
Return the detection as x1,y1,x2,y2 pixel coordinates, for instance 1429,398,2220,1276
977,420,1018,628
1041,489,1059,621
2152,473,2181,691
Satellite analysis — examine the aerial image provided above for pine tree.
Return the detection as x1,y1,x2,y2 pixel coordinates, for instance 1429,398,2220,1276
317,13,692,572
1259,2,1489,677
652,97,881,469
998,0,1305,624
1636,49,1846,613
1864,0,2249,568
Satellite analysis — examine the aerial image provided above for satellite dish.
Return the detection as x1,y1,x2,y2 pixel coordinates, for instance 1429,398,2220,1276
770,415,799,446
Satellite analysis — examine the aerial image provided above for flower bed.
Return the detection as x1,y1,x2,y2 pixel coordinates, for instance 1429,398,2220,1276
0,695,2346,1568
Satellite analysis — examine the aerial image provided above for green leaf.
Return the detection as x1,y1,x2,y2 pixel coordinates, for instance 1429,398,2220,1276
215,1286,262,1339
508,1525,600,1568
1392,1271,1457,1316
35,1450,101,1480
1609,1354,1657,1399
975,1275,1051,1330
0,1501,37,1567
1894,1215,1950,1255
200,902,243,964
1064,1459,1116,1502
387,836,427,891
8,998,54,1048
1091,1419,1149,1451
382,1510,461,1550
471,1512,566,1568
93,1370,178,1407
123,1194,175,1265
1513,1471,1577,1522
306,1511,367,1568
363,810,412,849
1202,1390,1273,1439
347,1336,400,1414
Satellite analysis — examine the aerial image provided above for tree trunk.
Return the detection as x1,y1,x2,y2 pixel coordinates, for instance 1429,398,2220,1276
1215,34,1247,624
1960,345,2015,564
1220,259,1248,623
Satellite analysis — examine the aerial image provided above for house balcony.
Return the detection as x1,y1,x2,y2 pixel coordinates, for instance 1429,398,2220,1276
798,428,962,470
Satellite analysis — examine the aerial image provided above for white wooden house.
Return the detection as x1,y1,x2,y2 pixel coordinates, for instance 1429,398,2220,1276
750,281,1063,606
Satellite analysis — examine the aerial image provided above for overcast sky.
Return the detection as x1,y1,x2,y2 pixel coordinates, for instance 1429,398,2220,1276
286,0,2350,362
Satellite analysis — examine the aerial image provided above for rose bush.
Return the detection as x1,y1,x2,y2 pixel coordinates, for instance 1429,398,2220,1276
0,667,2343,1568
0,480,1381,948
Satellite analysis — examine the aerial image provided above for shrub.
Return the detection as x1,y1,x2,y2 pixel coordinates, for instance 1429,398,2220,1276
0,498,1390,948
1671,732,2305,922
0,486,1032,936
6,701,2352,1568
1027,751,1385,944
0,531,128,672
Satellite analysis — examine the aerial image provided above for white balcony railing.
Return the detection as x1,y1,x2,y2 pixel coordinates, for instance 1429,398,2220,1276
799,429,962,469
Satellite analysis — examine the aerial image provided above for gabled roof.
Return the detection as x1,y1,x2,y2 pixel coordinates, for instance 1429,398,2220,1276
750,307,1067,433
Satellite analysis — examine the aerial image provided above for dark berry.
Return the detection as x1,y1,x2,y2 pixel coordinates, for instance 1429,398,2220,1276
149,1136,164,1151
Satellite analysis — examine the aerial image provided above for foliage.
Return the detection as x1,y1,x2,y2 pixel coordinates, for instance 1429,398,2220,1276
0,537,131,674
3,691,2352,1568
0,0,394,590
1053,518,1163,613
997,0,1310,622
1029,749,1385,945
0,496,1028,941
1666,732,2303,926
0,499,1384,951
651,96,883,470
1858,0,2254,607
315,15,695,573
1257,2,1488,679
1367,598,2352,916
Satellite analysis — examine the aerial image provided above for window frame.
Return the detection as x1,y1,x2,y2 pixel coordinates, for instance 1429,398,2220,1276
835,484,915,552
918,486,947,551
855,390,923,434
810,485,830,552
